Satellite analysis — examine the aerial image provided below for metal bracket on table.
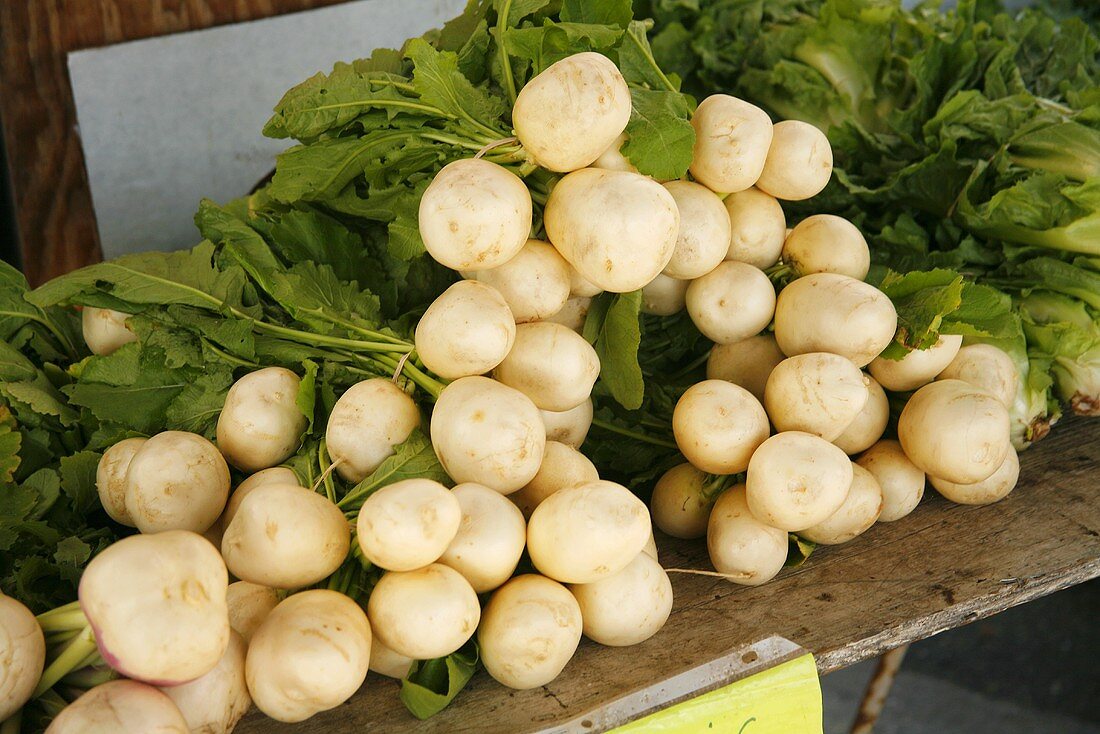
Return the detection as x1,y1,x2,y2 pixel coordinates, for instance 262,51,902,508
535,635,809,734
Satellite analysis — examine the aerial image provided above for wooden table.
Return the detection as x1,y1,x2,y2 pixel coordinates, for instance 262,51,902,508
238,417,1100,733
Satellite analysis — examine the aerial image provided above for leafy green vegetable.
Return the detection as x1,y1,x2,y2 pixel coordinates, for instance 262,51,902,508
400,641,480,720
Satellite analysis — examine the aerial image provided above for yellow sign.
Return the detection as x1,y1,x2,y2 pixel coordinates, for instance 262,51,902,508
611,654,823,734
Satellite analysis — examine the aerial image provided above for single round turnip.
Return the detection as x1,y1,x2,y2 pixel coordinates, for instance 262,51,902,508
540,398,593,448
509,440,600,518
569,552,672,647
79,531,229,684
246,590,371,723
223,466,302,527
898,380,1010,484
216,367,306,472
513,52,631,172
745,432,853,532
856,440,925,522
686,261,776,345
326,378,420,482
226,581,280,644
46,680,188,734
722,188,786,268
544,295,592,332
650,462,717,540
494,321,600,411
544,168,679,293
82,307,138,356
706,484,788,586
833,375,889,455
527,480,650,584
937,343,1018,408
468,239,571,323
368,564,480,660
800,465,883,545
662,181,731,279
773,273,898,367
689,94,773,194
368,627,414,679
591,133,638,174
782,214,869,280
160,631,250,734
438,482,527,592
0,595,45,722
478,574,582,690
642,273,690,316
672,380,770,475
415,280,516,380
418,158,531,270
764,353,869,441
221,483,350,589
95,437,145,526
706,333,786,403
356,478,462,572
755,120,833,201
930,446,1019,506
869,334,963,392
124,431,230,534
431,376,545,493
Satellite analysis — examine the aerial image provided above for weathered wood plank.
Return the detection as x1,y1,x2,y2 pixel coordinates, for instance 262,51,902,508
238,417,1100,733
0,0,349,285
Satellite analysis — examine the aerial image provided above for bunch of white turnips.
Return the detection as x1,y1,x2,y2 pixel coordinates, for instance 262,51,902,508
8,50,1024,732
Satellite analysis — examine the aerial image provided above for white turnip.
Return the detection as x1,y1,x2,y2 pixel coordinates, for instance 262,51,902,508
438,483,527,593
898,380,1010,484
764,353,869,441
477,574,582,690
755,120,833,201
642,273,690,316
368,564,480,660
494,321,600,411
326,378,421,482
415,280,517,380
95,437,145,526
221,483,350,589
160,631,250,734
509,441,599,519
745,432,853,532
356,478,462,572
46,680,187,734
539,398,593,449
662,181,731,280
368,629,414,679
527,480,650,584
722,188,786,268
591,133,638,174
418,159,531,270
800,465,883,545
226,581,280,644
650,462,717,540
0,595,45,722
706,333,786,403
79,531,229,685
124,431,230,534
706,485,788,586
82,307,138,357
869,334,963,392
246,590,371,723
544,295,592,332
781,214,869,280
216,367,306,472
856,439,925,522
544,168,679,293
685,261,776,345
512,52,631,173
467,239,571,323
833,375,889,455
773,273,898,367
223,466,302,527
688,94,773,194
937,343,1019,408
930,446,1019,506
672,380,770,475
569,552,672,647
430,376,545,493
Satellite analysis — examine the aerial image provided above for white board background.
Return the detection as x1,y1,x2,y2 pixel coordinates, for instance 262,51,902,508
68,0,466,259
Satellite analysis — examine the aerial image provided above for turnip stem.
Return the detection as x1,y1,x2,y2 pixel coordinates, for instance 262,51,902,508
36,609,88,633
590,418,678,449
60,666,117,689
33,625,98,698
36,600,81,620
